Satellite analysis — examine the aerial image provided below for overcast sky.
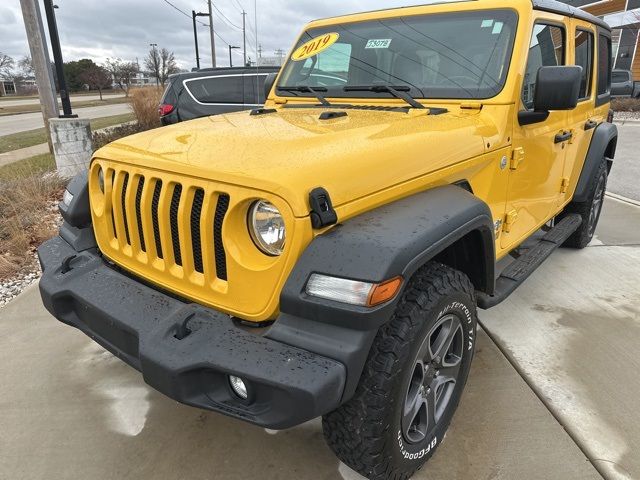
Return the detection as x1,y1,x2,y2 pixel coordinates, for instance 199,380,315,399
0,0,414,71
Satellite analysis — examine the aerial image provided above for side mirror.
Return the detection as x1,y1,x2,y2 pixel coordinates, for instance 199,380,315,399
519,66,583,126
264,73,278,100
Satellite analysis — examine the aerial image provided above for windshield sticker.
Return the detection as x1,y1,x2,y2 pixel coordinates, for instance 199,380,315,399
291,33,340,61
365,39,392,49
481,19,494,28
492,22,504,34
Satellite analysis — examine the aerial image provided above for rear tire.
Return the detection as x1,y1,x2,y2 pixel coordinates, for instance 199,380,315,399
322,262,477,480
561,160,608,249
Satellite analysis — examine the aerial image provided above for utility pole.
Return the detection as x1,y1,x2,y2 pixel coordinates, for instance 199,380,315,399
43,0,75,117
150,43,159,86
242,10,247,66
274,49,285,66
207,0,216,67
19,0,58,152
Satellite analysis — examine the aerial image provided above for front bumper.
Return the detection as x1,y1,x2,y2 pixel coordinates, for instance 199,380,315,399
38,236,346,429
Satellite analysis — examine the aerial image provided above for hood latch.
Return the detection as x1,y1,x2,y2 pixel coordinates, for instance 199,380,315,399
309,187,338,229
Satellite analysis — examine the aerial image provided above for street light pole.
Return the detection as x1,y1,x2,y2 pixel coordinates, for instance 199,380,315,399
43,0,76,118
228,46,240,67
192,10,200,70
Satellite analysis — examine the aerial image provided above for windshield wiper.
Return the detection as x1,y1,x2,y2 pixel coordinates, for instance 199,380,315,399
276,86,332,107
344,85,425,110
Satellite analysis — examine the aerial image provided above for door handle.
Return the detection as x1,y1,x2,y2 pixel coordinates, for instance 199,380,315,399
554,131,573,144
584,120,598,131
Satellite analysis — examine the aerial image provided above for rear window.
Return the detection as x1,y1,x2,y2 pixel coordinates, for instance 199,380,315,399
185,76,244,104
612,71,629,83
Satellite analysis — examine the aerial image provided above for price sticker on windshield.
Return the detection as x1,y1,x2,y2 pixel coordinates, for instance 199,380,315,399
365,39,392,49
291,33,340,61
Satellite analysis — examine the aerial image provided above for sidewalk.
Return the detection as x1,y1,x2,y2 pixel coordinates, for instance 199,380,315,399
481,196,640,480
0,143,49,167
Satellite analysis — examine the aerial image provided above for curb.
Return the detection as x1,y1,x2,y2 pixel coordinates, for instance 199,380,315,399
613,119,640,126
606,192,640,207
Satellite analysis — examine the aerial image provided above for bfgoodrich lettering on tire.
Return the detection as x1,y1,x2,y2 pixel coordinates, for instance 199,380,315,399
322,262,477,480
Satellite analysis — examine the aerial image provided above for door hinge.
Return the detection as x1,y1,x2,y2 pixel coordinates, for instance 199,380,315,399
503,210,518,233
560,177,570,194
510,148,525,170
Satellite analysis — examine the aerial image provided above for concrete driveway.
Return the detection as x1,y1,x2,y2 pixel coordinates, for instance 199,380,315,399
1,197,638,479
0,103,131,136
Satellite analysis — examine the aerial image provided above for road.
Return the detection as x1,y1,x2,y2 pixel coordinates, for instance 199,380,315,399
0,93,125,108
608,123,640,202
0,103,131,136
0,197,638,479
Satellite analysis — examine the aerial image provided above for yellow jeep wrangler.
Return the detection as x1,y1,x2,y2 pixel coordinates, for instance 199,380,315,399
39,0,617,478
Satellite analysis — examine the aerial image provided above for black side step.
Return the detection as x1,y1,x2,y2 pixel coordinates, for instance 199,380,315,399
477,214,582,309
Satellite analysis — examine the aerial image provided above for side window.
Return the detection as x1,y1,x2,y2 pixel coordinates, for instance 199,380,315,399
597,34,612,96
187,76,244,104
575,29,594,100
522,23,565,110
244,74,267,104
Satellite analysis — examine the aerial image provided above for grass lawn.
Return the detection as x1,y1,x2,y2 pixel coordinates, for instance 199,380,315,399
0,95,129,116
0,113,135,154
0,153,55,181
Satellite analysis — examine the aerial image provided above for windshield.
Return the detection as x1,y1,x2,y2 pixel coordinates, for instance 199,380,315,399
277,9,518,100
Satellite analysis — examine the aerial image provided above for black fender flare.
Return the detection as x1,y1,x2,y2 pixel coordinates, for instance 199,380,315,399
574,122,617,203
268,185,495,401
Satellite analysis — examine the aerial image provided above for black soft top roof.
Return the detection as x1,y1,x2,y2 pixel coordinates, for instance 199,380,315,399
532,0,611,31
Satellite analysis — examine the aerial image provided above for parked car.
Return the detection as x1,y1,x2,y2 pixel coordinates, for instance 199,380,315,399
611,69,640,98
42,1,617,479
159,66,280,125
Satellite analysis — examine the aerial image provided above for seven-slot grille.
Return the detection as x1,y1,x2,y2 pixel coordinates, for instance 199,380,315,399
103,168,230,282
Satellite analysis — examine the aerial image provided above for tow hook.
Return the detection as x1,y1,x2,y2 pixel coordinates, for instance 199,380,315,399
60,255,77,274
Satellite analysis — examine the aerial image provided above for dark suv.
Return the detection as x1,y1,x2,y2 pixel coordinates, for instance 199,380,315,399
159,66,280,125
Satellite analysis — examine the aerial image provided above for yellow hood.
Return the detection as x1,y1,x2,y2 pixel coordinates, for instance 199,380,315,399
96,107,490,217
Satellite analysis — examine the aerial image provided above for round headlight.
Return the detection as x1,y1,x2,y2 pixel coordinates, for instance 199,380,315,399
248,200,286,256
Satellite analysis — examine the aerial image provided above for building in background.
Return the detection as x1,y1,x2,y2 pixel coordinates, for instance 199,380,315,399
0,78,17,96
563,0,640,79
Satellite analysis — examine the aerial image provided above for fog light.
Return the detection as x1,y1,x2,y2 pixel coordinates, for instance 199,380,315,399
229,375,248,400
62,189,74,206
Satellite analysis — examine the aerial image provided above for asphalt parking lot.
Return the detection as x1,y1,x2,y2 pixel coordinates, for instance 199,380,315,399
1,195,638,480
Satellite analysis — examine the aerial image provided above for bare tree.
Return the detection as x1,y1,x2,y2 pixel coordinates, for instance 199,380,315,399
0,53,14,78
17,56,34,77
105,58,139,97
79,65,112,100
144,46,179,87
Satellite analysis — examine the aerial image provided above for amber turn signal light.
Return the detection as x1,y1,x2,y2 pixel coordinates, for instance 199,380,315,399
368,277,403,307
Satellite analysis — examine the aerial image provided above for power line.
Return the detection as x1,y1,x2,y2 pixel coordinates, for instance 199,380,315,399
159,0,234,47
160,0,207,26
210,2,242,30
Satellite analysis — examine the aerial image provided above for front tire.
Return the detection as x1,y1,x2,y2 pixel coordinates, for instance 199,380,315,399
322,263,477,480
